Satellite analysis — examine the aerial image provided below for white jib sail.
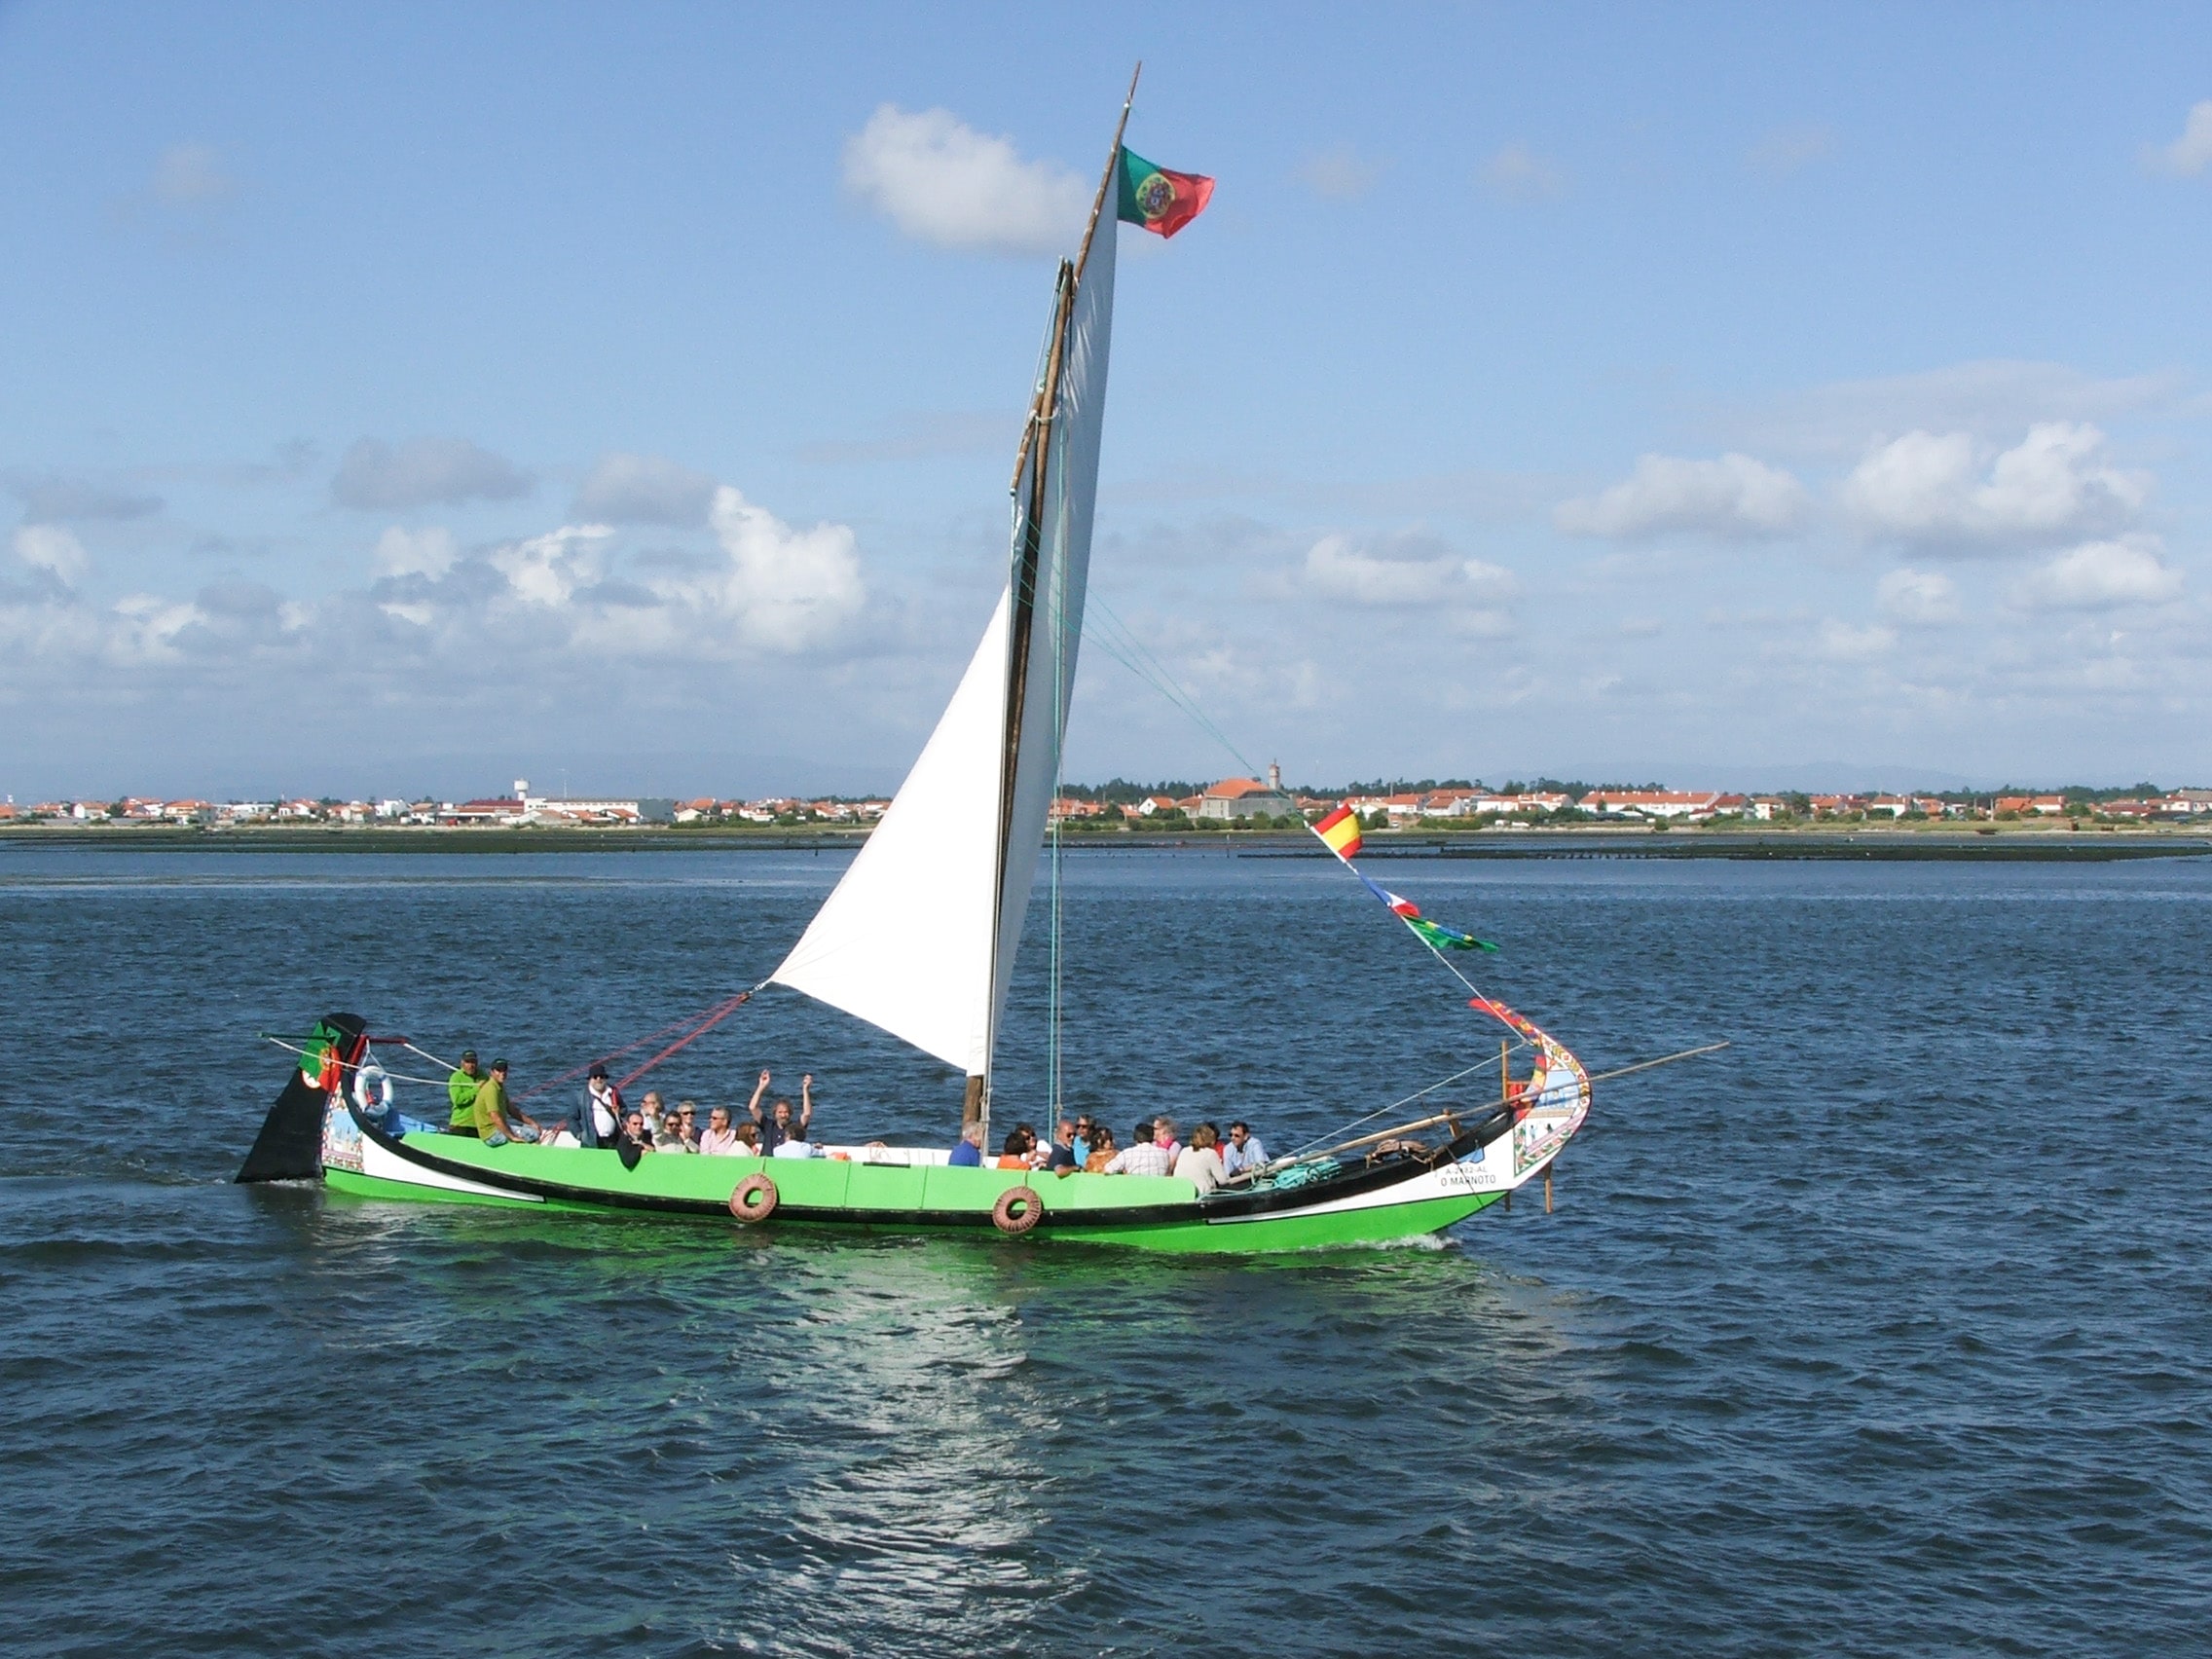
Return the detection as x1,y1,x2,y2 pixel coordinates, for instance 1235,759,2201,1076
769,590,1014,1074
770,222,1118,1084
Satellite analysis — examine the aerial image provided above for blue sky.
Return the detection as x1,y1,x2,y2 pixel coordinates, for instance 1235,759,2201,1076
4,2,2210,798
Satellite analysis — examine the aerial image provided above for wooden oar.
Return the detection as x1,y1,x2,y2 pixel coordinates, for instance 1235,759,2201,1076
1580,1041,1731,1086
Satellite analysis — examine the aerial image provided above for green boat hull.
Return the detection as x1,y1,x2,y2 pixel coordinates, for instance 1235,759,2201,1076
323,1130,1509,1253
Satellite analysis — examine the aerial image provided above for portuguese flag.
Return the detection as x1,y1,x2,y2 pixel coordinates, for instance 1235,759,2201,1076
1117,147,1214,239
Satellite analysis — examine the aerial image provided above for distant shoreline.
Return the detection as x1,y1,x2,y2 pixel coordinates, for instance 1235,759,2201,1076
3,823,2208,861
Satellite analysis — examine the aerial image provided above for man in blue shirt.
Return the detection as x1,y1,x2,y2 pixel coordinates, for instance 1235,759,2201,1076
948,1123,984,1166
1221,1121,1268,1179
1045,1120,1079,1172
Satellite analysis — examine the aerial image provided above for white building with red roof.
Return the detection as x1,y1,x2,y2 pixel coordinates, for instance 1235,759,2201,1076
1581,789,1725,821
1198,766,1297,821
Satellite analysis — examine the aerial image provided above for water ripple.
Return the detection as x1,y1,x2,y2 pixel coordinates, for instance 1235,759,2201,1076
1,851,2208,1655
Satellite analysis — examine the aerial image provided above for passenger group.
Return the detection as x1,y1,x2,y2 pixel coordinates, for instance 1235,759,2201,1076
439,1051,1269,1185
953,1112,1269,1192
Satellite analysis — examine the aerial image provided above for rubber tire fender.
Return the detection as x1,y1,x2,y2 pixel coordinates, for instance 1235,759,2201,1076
991,1184,1043,1236
729,1172,779,1223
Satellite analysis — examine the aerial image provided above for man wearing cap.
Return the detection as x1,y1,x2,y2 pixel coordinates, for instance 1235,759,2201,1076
581,1063,623,1149
446,1050,485,1134
472,1058,542,1146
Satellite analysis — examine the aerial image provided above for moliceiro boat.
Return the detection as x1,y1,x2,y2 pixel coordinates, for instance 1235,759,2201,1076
249,1007,1591,1253
237,78,1600,1252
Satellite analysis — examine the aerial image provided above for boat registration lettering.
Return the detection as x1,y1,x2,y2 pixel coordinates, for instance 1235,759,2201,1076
1437,1158,1496,1191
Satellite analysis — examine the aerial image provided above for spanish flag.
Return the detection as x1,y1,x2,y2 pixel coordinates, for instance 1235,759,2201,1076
1312,804,1363,862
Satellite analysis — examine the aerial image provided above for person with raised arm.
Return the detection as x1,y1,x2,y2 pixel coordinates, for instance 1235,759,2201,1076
750,1071,814,1156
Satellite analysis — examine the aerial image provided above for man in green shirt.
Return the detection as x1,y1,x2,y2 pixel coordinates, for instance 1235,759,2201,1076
472,1058,542,1146
446,1050,485,1132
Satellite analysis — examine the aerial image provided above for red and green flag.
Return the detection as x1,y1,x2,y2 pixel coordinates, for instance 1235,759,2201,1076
1361,875,1498,953
1309,801,1498,952
1117,147,1214,239
1403,912,1496,954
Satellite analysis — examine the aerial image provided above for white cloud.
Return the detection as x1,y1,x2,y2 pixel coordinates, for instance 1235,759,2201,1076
1744,361,2183,459
1298,146,1382,202
9,474,162,522
109,593,207,665
490,524,614,608
842,105,1087,256
332,436,534,510
1459,557,1520,604
1876,568,1961,626
2012,537,2184,610
1302,534,1520,608
13,525,91,587
150,143,235,205
372,525,460,579
1481,142,1567,202
1815,619,1898,660
691,487,866,648
2145,100,2212,177
1555,453,1808,539
573,453,718,526
1839,422,2149,549
1450,608,1515,639
1748,124,1835,176
358,487,862,656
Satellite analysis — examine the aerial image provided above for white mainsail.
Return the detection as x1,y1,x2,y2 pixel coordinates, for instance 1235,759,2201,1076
769,204,1119,1098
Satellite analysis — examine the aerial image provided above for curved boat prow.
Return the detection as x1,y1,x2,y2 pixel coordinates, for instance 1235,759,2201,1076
237,1013,366,1183
1475,997,1593,1189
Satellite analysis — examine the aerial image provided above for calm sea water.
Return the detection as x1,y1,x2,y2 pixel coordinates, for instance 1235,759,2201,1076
1,846,2207,1657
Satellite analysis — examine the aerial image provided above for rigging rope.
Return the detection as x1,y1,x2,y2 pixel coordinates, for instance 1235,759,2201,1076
1278,1043,1532,1161
269,983,766,1104
612,985,764,1091
400,1040,458,1075
258,1034,448,1089
508,985,766,1103
1080,592,1515,1025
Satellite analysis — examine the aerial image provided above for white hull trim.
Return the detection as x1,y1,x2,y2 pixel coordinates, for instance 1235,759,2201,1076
1202,1135,1546,1227
358,1132,543,1202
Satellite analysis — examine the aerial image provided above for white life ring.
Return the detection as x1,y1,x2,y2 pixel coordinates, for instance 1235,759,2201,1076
352,1061,393,1113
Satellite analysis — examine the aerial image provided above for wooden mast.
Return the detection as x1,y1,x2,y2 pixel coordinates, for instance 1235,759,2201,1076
966,68,1142,1137
1004,63,1141,498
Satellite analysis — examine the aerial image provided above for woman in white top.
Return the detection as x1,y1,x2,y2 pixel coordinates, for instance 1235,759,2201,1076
1172,1123,1227,1196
